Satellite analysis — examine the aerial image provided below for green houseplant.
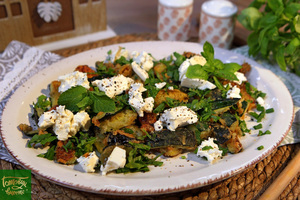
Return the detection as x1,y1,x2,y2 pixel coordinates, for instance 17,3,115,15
237,0,300,76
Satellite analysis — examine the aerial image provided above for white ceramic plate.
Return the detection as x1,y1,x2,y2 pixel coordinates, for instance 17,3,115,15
1,41,294,195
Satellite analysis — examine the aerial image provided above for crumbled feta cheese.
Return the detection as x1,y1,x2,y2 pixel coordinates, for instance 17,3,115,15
58,71,90,93
197,137,222,163
131,62,149,81
256,97,265,107
234,72,247,85
181,75,216,90
154,106,198,131
53,106,76,141
105,47,129,63
131,51,154,71
101,146,126,176
128,83,154,117
92,74,134,98
154,120,163,131
74,152,99,173
131,51,154,81
73,111,91,131
178,55,215,90
38,106,91,141
155,82,166,89
168,86,174,90
226,85,241,99
38,110,57,129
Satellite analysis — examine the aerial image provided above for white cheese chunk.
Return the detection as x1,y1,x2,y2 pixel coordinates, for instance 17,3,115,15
181,75,216,90
131,51,154,81
197,137,222,163
74,152,99,173
73,111,91,131
92,74,134,98
234,72,247,85
131,51,154,71
101,146,126,176
105,47,129,63
38,105,91,141
58,71,90,93
38,110,57,129
53,106,76,141
256,96,265,107
155,82,166,89
226,85,241,99
128,83,154,117
168,86,174,90
154,106,198,131
154,120,163,131
131,62,149,81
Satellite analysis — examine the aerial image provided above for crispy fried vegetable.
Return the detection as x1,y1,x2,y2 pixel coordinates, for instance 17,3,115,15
154,89,188,107
75,65,98,79
49,80,61,107
97,109,138,134
147,128,197,156
55,140,77,165
154,63,170,81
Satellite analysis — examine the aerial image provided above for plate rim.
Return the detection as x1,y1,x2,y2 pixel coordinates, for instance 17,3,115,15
0,41,294,195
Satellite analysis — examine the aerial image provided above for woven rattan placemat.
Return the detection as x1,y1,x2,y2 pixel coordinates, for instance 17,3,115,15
1,33,299,200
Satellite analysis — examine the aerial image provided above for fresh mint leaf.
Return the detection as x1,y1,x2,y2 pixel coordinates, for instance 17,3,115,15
214,63,240,81
201,42,214,61
58,86,88,112
238,0,300,76
186,64,209,80
89,92,116,113
237,7,262,30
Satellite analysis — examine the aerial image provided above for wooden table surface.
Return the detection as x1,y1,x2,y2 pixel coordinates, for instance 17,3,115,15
106,0,251,47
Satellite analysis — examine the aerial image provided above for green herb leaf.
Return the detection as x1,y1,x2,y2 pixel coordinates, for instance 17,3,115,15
202,146,213,151
58,86,88,112
257,145,264,150
237,7,262,30
37,145,56,160
253,123,263,130
186,64,209,80
34,95,51,111
28,133,57,148
89,92,116,113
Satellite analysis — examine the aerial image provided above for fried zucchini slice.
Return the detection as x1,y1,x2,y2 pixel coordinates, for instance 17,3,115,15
147,128,197,157
49,80,61,107
154,89,188,107
98,109,138,134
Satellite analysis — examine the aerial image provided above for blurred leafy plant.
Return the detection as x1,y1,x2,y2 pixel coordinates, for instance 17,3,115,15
237,0,300,76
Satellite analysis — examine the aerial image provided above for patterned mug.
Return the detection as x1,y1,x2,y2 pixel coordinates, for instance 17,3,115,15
158,0,194,41
199,0,238,49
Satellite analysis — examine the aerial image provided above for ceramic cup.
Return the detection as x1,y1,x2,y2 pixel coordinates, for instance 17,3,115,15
158,0,193,41
199,0,238,49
